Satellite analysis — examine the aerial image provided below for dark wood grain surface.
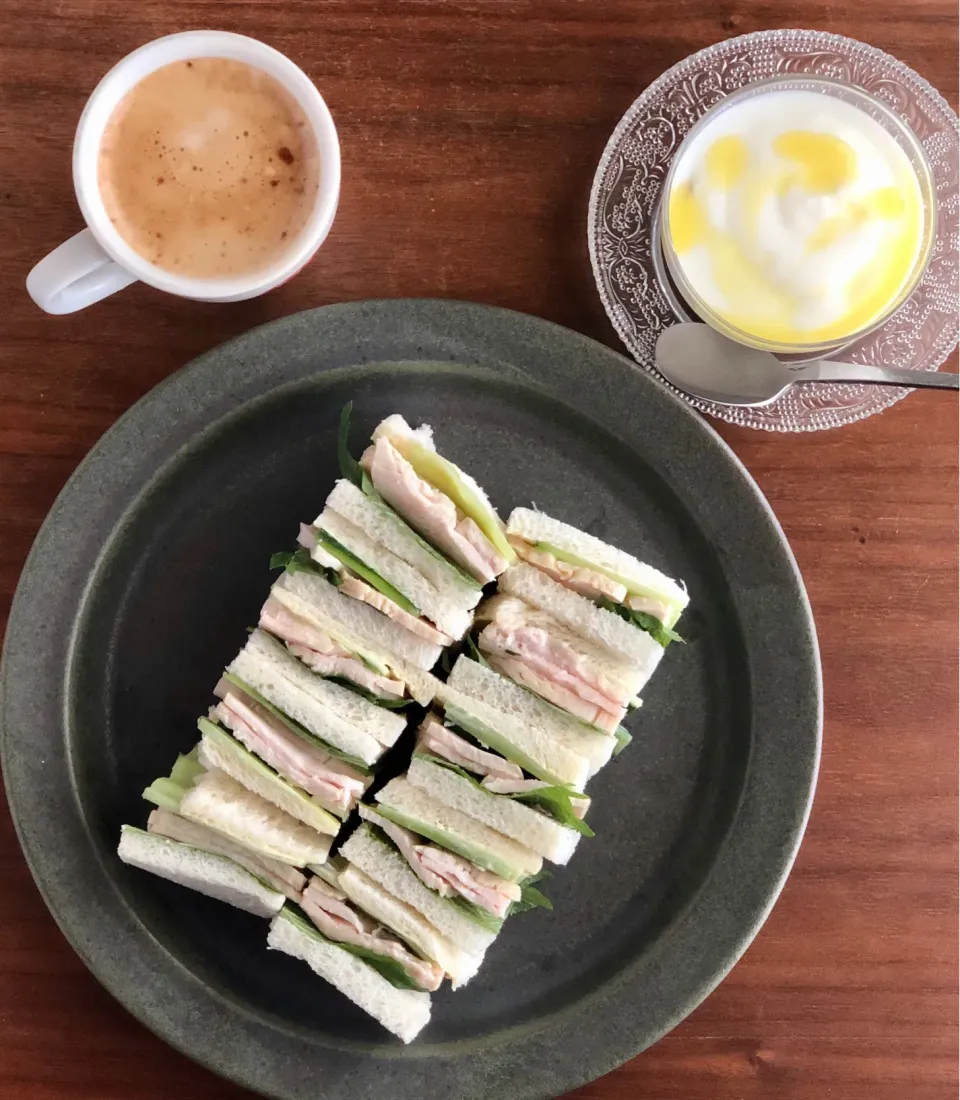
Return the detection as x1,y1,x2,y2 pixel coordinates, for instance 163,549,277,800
1,3,957,1099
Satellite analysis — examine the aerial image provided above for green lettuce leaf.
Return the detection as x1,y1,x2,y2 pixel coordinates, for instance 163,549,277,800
221,672,371,775
595,595,683,647
270,548,343,587
414,753,593,837
279,904,426,990
337,401,363,486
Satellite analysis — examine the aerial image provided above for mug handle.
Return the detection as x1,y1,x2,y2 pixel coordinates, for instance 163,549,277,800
26,229,138,315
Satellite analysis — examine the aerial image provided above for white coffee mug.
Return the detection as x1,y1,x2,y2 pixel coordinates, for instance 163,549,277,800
27,31,341,315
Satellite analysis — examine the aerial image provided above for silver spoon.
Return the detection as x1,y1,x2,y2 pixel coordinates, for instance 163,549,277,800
655,323,959,407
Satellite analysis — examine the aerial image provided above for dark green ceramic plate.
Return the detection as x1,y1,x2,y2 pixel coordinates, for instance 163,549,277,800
0,300,820,1100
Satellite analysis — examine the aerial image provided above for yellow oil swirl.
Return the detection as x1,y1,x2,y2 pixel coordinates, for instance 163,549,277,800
668,130,922,345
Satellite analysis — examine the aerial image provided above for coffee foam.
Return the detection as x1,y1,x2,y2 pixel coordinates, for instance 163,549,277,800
97,58,320,279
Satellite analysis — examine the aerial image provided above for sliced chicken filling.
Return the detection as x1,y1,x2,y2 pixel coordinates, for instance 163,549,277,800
415,716,523,781
302,878,443,992
508,535,675,623
360,806,520,920
147,808,307,901
416,846,521,920
624,592,673,622
478,597,641,718
480,778,590,820
337,573,454,649
212,689,367,817
362,436,507,584
260,596,405,699
485,654,623,733
508,535,627,602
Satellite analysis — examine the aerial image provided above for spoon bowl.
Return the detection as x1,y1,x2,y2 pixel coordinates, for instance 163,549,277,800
654,323,959,407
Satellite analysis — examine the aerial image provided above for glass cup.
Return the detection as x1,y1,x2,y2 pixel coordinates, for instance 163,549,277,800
659,75,936,356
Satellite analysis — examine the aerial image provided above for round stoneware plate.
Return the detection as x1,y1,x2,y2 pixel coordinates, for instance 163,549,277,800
1,300,821,1100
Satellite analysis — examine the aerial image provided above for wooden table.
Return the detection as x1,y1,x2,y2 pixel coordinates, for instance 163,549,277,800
1,3,957,1098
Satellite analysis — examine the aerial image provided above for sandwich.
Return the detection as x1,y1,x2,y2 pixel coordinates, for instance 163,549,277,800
195,716,352,833
373,773,543,884
262,568,442,702
118,825,288,918
267,905,432,1043
117,750,327,915
410,720,591,864
141,750,334,868
341,819,498,959
360,414,516,585
441,654,616,782
497,562,665,681
506,507,689,641
225,628,401,767
475,589,649,733
358,804,532,926
307,478,482,642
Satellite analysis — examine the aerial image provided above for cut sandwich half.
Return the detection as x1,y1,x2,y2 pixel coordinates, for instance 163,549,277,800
506,507,689,637
498,563,664,679
145,807,306,901
267,568,442,690
209,686,369,820
313,481,480,641
226,629,393,767
361,415,515,585
476,593,648,732
341,821,498,958
267,906,432,1043
143,753,334,868
441,655,616,785
337,863,481,989
358,805,526,928
298,876,444,991
197,717,345,835
374,775,542,884
406,754,587,866
118,825,286,917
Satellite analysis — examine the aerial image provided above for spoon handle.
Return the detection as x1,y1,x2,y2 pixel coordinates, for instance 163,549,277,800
795,361,960,391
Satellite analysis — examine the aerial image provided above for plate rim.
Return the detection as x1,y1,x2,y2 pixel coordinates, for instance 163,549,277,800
0,299,822,1100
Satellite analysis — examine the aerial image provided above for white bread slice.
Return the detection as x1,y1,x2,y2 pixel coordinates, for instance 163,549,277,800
178,769,333,869
273,570,443,680
507,507,689,623
118,825,285,917
267,908,431,1043
337,864,480,988
317,501,475,640
446,656,617,778
407,757,581,865
340,824,496,958
228,630,386,764
499,563,663,674
325,479,483,606
375,776,542,883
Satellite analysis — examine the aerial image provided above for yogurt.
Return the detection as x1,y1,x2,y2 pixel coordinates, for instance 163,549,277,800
664,89,925,347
